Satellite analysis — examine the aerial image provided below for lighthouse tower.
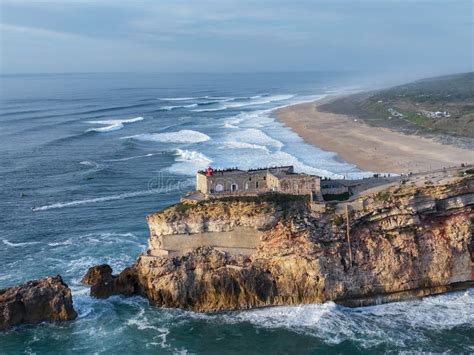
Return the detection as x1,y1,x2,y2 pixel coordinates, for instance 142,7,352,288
205,166,213,176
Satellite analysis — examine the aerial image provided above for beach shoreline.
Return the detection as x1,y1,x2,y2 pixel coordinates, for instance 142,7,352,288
276,97,473,174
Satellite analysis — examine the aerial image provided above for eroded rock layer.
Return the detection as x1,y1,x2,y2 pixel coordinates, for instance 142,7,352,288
84,169,474,312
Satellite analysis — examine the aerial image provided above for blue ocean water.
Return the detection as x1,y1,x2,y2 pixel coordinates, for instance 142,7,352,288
0,72,472,354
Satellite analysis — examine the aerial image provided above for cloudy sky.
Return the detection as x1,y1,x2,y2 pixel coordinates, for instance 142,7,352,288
0,0,472,74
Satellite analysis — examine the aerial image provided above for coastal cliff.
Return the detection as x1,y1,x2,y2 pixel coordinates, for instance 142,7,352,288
84,168,474,311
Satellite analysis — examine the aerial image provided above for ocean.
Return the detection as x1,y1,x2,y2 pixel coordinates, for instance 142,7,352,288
0,72,472,354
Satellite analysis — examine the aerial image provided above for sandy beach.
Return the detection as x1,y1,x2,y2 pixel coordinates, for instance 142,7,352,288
276,99,474,174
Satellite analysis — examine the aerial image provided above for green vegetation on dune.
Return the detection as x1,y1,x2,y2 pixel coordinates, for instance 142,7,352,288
372,72,474,103
319,72,474,139
400,111,430,126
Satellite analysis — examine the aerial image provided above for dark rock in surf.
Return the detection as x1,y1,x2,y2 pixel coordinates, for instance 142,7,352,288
0,275,77,330
81,264,139,298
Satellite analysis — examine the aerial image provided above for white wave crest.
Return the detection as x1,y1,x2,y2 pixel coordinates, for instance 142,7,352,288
158,97,196,101
125,130,210,143
224,109,272,129
159,96,235,102
160,104,198,111
223,122,238,129
187,289,474,349
86,117,144,133
192,107,227,113
2,239,41,247
167,149,212,175
104,153,157,162
221,141,270,152
226,128,284,149
48,240,74,247
79,160,97,166
192,94,294,112
32,183,189,212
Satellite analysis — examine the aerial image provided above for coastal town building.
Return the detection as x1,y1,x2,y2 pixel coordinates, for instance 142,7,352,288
196,165,322,199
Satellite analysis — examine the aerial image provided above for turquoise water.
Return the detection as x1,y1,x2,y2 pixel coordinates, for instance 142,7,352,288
0,73,472,353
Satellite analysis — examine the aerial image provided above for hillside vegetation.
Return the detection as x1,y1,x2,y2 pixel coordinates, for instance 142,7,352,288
320,72,474,140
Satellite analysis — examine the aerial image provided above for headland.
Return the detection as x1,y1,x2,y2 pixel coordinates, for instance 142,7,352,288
82,165,474,312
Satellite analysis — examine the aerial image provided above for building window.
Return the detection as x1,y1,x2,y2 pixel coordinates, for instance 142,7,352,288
215,184,224,192
231,184,238,192
256,181,259,189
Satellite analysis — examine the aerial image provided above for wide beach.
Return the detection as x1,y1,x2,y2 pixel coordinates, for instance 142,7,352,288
276,98,474,174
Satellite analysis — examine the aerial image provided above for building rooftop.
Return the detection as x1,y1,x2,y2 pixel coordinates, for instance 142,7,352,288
197,165,294,176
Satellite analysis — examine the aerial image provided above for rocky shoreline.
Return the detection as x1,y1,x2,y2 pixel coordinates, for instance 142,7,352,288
0,276,77,330
83,167,474,312
2,167,473,330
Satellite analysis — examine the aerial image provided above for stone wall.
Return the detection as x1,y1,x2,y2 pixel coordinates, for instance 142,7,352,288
149,227,263,256
196,166,294,195
321,186,349,195
273,175,321,195
196,173,208,194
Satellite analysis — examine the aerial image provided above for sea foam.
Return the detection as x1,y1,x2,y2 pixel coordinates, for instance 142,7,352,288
166,149,212,175
126,129,210,143
186,289,474,349
192,94,294,112
225,128,284,149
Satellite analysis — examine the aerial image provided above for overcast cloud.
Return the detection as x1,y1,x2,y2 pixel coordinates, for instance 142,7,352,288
0,0,472,75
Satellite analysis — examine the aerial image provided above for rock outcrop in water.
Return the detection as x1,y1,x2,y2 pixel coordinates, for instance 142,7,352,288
84,168,474,311
0,276,77,330
81,264,138,298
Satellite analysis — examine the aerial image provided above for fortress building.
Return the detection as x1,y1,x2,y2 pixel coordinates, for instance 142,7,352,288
196,165,322,199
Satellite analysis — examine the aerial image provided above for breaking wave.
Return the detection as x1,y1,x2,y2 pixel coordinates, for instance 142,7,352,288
125,129,210,143
187,289,474,349
225,128,284,149
192,107,226,112
32,186,181,212
2,239,41,247
158,97,197,101
192,94,294,112
166,149,212,175
223,122,239,129
220,141,270,152
104,153,159,162
86,117,144,133
159,104,198,111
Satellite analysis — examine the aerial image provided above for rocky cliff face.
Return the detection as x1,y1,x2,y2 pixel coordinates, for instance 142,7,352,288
0,276,77,330
84,170,474,312
146,199,280,252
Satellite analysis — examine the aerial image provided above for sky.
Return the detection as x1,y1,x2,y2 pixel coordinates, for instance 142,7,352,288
0,0,472,75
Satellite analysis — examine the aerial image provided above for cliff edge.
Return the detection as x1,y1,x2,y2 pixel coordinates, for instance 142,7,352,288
84,167,474,311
